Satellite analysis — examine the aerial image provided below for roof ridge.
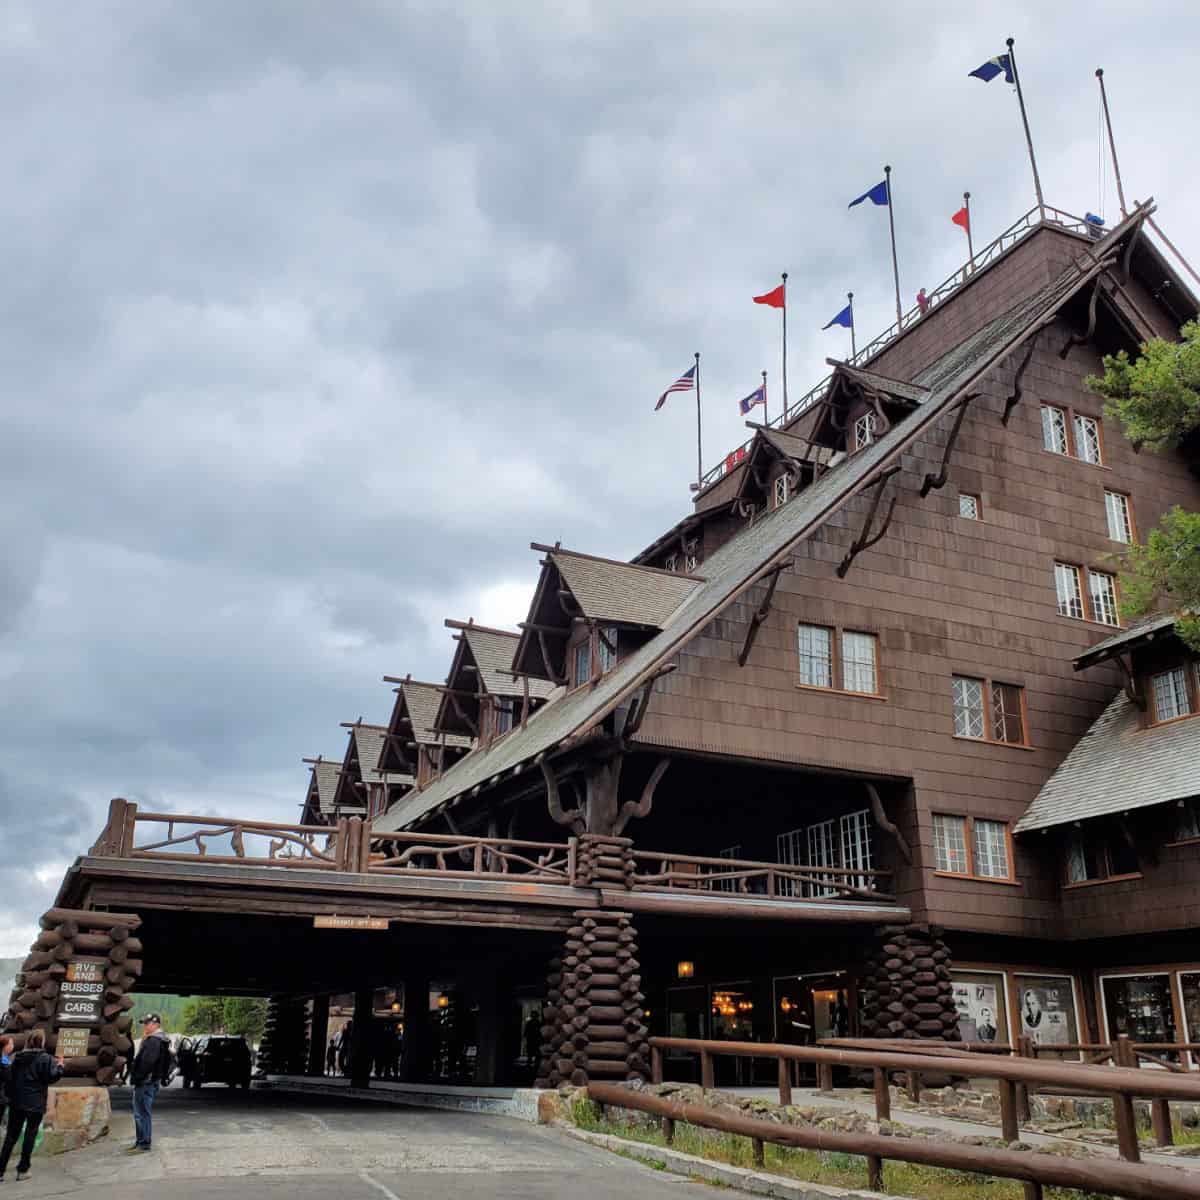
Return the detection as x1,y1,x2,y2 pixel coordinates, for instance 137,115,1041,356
444,619,521,640
533,541,705,581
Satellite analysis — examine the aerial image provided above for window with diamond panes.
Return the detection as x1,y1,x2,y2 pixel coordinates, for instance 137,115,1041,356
1105,491,1132,543
854,411,877,450
1055,562,1084,619
797,624,833,689
840,631,878,694
971,818,1011,879
952,676,986,739
959,493,981,520
774,474,789,509
991,683,1025,744
933,814,969,874
1088,570,1119,627
1041,405,1069,454
1152,666,1191,723
1074,414,1103,464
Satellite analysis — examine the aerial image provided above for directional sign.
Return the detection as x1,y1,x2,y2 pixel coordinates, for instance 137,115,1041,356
55,1027,90,1059
57,957,107,1024
313,915,388,931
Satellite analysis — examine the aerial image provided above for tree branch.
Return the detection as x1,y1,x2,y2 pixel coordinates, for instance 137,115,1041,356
866,782,912,864
540,759,585,835
614,758,671,836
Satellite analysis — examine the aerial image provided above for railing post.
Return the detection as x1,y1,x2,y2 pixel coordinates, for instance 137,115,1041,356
1112,1035,1141,1162
752,1138,765,1168
473,842,483,873
866,1155,884,1191
700,1049,714,1090
817,1062,834,1093
661,1116,675,1144
999,1079,1020,1143
651,1044,663,1084
1151,1098,1174,1148
567,837,579,887
777,1056,792,1106
906,1069,921,1104
335,817,349,870
873,1067,890,1122
1016,1035,1034,1124
120,800,137,856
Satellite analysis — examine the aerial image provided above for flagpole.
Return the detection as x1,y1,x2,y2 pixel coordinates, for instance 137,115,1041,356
848,292,856,360
1095,69,1128,219
1006,38,1045,222
884,165,902,327
780,272,788,422
963,191,975,270
694,352,702,489
762,370,768,425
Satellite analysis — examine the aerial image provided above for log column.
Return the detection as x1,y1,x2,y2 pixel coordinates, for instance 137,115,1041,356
858,923,959,1041
307,994,330,1077
401,975,432,1082
535,908,647,1087
257,996,309,1075
351,989,373,1089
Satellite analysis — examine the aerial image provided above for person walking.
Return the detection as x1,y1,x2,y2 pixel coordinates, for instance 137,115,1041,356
127,1013,171,1154
0,1029,65,1182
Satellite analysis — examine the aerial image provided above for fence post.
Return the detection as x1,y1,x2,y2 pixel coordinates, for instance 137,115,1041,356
568,837,579,886
873,1067,891,1121
752,1138,765,1168
817,1062,833,1093
1151,1098,1174,1148
906,1069,921,1104
1111,1035,1141,1162
866,1155,883,1191
661,1116,675,1145
1015,1035,1034,1124
700,1049,714,1091
120,801,138,856
651,1044,663,1084
334,817,349,870
777,1056,792,1106
999,1079,1020,1143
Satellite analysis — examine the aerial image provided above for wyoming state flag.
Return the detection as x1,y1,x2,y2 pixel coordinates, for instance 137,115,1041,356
969,54,1014,84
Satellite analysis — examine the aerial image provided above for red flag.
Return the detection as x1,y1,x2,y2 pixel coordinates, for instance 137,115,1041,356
951,206,970,233
752,283,785,308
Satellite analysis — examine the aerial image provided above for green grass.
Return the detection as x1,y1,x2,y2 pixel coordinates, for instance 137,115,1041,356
571,1098,1110,1200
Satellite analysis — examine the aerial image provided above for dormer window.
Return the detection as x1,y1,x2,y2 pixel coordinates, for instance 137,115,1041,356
1150,664,1197,724
854,412,877,450
773,475,789,509
573,639,592,687
598,625,618,671
495,698,514,735
664,553,678,573
685,552,699,572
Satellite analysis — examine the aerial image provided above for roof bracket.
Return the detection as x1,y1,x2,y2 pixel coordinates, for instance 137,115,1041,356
738,563,787,667
1059,277,1104,360
536,629,568,687
1115,653,1146,710
1002,334,1041,426
920,393,977,497
1121,218,1144,284
836,467,901,579
866,782,912,865
621,662,678,740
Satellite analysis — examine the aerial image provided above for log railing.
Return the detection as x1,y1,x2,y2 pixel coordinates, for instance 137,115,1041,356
630,849,894,902
608,1034,1200,1199
366,830,575,883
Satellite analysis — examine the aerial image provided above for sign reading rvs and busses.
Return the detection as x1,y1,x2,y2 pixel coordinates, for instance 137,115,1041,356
56,958,106,1025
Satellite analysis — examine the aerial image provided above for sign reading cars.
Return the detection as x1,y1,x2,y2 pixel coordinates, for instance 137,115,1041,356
57,958,107,1025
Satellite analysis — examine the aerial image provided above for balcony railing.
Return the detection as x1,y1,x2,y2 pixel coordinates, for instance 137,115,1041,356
695,204,1099,491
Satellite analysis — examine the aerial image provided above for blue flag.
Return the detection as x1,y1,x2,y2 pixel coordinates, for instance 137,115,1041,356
969,54,1014,84
738,385,765,416
822,304,853,331
849,180,889,208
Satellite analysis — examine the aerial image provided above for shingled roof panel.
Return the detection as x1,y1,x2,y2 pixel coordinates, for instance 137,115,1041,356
553,551,701,628
462,626,556,700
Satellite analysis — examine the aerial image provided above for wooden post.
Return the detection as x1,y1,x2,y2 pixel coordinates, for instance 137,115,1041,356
752,1138,765,1168
817,1062,834,1093
662,1116,675,1144
1016,1035,1034,1124
866,1155,884,1191
1113,1092,1141,1163
651,1044,664,1083
776,1057,792,1106
1151,1098,1174,1148
1022,1183,1044,1200
906,1069,921,1103
401,975,431,1082
351,988,373,1090
873,1067,891,1121
700,1048,714,1090
307,994,330,1077
999,1079,1019,1143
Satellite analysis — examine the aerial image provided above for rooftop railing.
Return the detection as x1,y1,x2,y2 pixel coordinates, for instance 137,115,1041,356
695,204,1099,492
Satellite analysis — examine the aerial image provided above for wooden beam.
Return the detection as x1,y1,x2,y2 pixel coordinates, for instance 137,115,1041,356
737,564,786,667
836,467,900,579
919,395,976,497
866,782,912,865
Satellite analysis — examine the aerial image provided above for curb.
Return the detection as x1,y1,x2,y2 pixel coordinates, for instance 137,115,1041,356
559,1124,916,1200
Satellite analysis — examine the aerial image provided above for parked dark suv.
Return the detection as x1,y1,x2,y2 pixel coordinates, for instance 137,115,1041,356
178,1035,253,1089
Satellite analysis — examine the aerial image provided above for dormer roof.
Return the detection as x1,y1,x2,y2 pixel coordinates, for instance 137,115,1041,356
378,678,473,779
304,757,346,818
733,423,839,508
808,360,930,448
1073,612,1183,671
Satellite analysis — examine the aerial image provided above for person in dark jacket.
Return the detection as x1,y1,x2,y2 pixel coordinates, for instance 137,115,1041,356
0,1035,13,1136
0,1028,65,1182
127,1014,171,1154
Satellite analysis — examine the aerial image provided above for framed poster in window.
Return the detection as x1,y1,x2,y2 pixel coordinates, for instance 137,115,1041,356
950,970,1007,1044
1014,974,1080,1059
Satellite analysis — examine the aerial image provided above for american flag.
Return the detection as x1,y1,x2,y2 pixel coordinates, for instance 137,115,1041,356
655,364,696,411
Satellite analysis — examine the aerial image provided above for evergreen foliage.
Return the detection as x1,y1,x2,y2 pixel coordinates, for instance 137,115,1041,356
1118,507,1200,651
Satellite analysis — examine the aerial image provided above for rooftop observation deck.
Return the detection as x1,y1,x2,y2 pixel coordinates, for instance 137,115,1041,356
74,800,909,931
697,204,1101,492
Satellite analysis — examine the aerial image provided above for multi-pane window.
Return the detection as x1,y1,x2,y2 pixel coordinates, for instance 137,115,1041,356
573,639,592,687
495,698,514,736
598,625,618,672
716,845,743,893
664,553,678,572
685,552,699,572
1066,827,1138,884
1175,799,1200,843
935,813,1012,880
778,812,874,898
1104,491,1133,543
797,624,834,689
840,809,874,890
774,475,789,509
1152,666,1191,723
952,677,986,739
1041,405,1069,455
840,632,878,694
806,819,839,897
1074,414,1103,464
1087,570,1119,627
953,676,1027,745
797,625,879,694
854,412,877,450
1055,562,1085,619
959,493,981,520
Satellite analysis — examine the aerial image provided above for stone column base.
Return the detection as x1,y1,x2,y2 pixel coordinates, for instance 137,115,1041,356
39,1086,112,1155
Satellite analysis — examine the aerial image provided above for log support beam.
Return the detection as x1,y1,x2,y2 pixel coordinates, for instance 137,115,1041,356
920,396,976,498
836,467,900,579
738,564,786,667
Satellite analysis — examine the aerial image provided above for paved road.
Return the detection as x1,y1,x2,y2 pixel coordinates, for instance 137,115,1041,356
17,1085,708,1199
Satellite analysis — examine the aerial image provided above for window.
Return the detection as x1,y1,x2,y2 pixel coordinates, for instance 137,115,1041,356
840,631,878,694
797,625,880,695
573,639,592,687
797,624,833,689
773,474,789,509
1151,666,1191,723
1174,798,1200,843
494,698,514,736
952,676,985,739
1055,563,1084,619
806,819,838,897
685,552,699,572
1104,491,1133,543
1041,405,1069,455
1065,826,1138,884
1074,414,1103,464
959,493,981,520
716,845,743,893
778,813,874,898
853,411,877,450
840,809,873,890
1087,570,1119,627
597,625,618,672
664,553,678,573
934,813,1013,880
952,676,1027,745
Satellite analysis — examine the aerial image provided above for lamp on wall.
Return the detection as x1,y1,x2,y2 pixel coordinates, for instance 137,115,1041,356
677,961,695,979
436,993,450,1009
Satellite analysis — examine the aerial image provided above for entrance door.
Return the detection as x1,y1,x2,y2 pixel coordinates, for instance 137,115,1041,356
774,973,852,1085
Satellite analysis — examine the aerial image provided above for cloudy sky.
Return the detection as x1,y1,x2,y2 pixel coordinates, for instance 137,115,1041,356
1,0,1197,957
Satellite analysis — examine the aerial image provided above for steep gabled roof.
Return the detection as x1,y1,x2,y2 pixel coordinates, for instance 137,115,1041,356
397,679,473,748
1014,692,1200,833
308,758,345,816
829,362,930,405
376,213,1139,835
1073,613,1183,671
460,624,556,700
552,549,701,627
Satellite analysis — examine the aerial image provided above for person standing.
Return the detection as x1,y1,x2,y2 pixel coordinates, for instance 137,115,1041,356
127,1013,171,1154
0,1036,12,1135
0,1028,65,1182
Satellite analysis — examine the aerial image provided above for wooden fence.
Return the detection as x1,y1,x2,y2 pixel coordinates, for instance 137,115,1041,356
593,1033,1200,1199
